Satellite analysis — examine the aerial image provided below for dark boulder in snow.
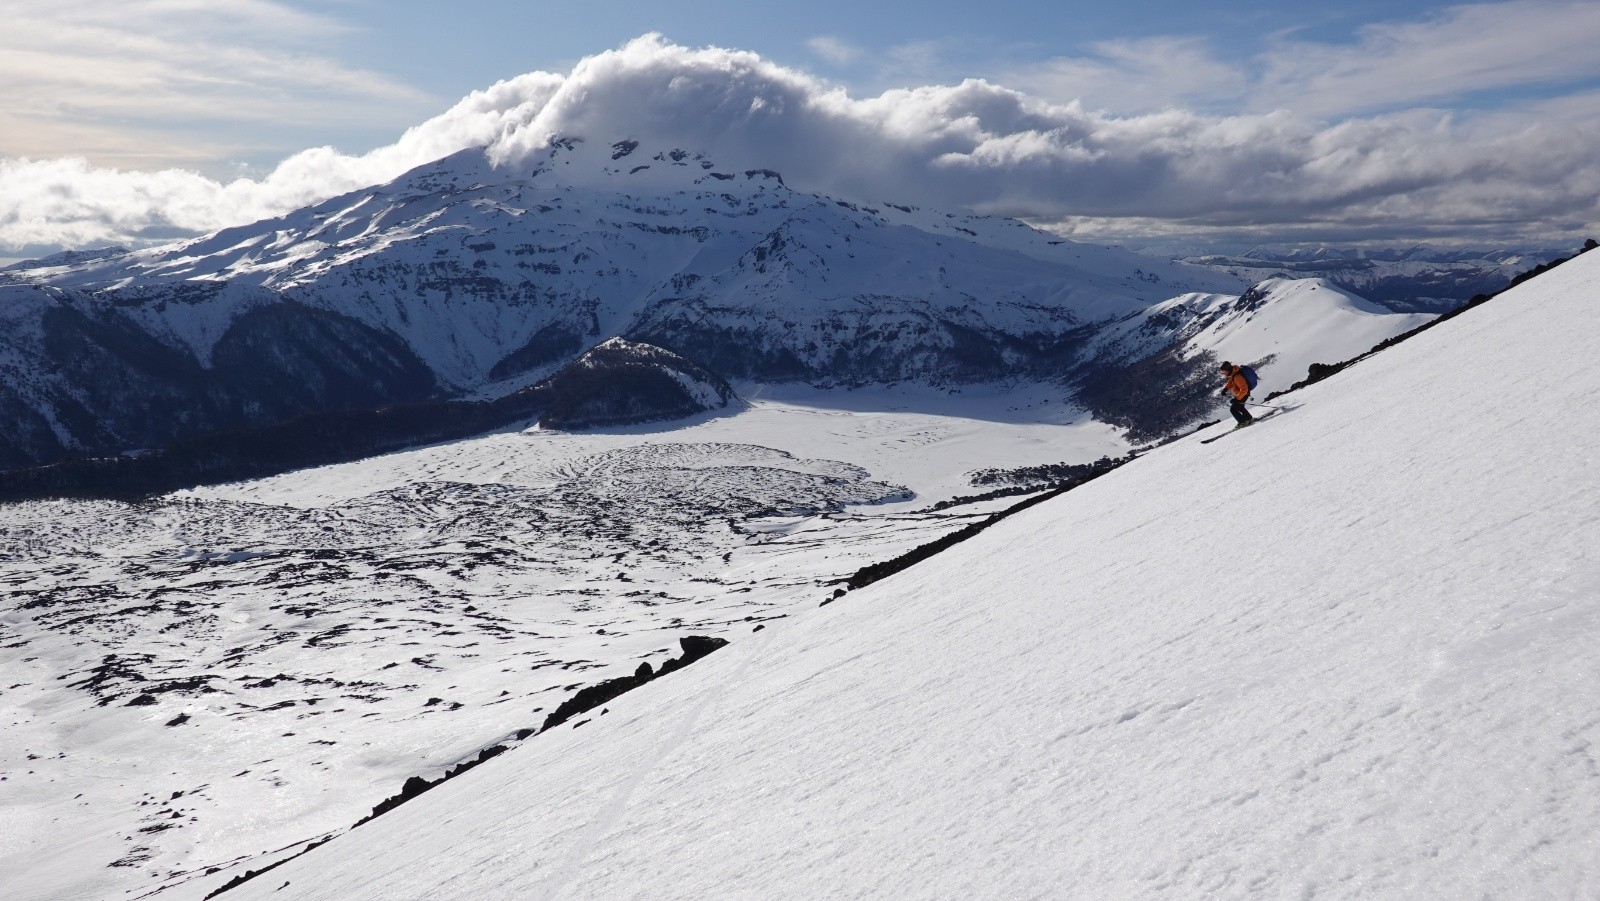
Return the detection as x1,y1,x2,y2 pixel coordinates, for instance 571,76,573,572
537,338,735,430
540,634,730,732
675,634,730,664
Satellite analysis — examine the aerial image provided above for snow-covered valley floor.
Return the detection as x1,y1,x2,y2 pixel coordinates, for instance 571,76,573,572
0,382,1126,901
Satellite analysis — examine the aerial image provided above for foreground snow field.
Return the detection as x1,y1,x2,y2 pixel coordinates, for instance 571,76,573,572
197,250,1600,899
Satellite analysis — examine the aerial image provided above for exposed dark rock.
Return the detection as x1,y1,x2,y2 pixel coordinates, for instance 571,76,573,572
203,835,333,899
676,635,729,663
538,673,650,732
209,302,436,414
968,455,1130,491
840,455,1134,595
540,634,729,731
538,338,735,430
351,743,512,829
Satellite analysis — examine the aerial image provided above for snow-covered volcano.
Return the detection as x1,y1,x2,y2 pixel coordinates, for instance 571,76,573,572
150,246,1600,898
0,137,1425,473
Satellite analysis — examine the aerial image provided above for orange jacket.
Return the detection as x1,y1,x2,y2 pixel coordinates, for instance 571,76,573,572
1224,369,1250,401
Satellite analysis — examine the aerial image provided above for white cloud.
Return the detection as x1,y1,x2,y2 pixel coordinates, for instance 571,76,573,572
3,33,1597,253
1012,1,1600,120
0,71,563,249
1007,37,1248,114
0,0,430,165
1252,0,1600,117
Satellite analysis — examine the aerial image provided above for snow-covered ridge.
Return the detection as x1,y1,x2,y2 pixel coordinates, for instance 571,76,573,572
1095,277,1433,399
194,224,1600,901
1181,244,1568,311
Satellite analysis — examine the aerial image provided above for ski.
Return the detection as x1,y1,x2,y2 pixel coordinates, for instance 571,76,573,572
1200,409,1283,443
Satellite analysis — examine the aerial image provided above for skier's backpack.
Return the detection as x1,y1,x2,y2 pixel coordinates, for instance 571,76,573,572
1238,364,1259,391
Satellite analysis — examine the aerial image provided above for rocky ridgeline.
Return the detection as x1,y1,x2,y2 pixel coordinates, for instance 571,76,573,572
538,338,735,430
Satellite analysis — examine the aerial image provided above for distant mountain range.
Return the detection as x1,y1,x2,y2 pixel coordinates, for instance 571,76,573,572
1180,245,1565,312
0,137,1433,478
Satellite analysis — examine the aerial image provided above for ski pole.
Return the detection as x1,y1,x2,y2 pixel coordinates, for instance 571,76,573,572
1245,401,1284,411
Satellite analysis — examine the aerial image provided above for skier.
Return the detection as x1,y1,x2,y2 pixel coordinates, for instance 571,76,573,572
1219,361,1253,427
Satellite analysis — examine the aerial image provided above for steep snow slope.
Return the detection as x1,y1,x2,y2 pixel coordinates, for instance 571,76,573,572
205,251,1600,899
1097,278,1433,397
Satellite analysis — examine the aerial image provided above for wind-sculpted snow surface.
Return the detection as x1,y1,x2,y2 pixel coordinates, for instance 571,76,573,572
186,250,1600,899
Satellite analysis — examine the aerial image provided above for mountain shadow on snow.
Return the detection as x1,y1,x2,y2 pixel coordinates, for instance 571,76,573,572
1075,344,1225,444
0,291,436,471
538,338,735,430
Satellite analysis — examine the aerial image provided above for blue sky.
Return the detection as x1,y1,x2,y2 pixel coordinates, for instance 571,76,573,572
2,0,1598,255
226,0,1600,169
350,0,1456,91
348,0,1411,97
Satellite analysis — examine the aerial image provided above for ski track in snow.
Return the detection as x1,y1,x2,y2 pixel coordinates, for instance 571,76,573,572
0,386,1126,901
172,251,1600,900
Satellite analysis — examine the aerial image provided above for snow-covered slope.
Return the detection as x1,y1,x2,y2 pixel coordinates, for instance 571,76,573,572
199,250,1600,899
1182,244,1558,311
0,384,1128,901
1097,278,1434,398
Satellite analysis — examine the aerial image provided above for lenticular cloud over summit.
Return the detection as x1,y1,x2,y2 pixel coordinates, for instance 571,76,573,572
4,34,1597,253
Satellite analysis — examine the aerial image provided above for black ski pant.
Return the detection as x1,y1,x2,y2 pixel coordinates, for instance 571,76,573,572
1230,398,1253,424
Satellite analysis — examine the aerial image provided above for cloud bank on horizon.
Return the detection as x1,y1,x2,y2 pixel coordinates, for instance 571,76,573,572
4,23,1599,256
